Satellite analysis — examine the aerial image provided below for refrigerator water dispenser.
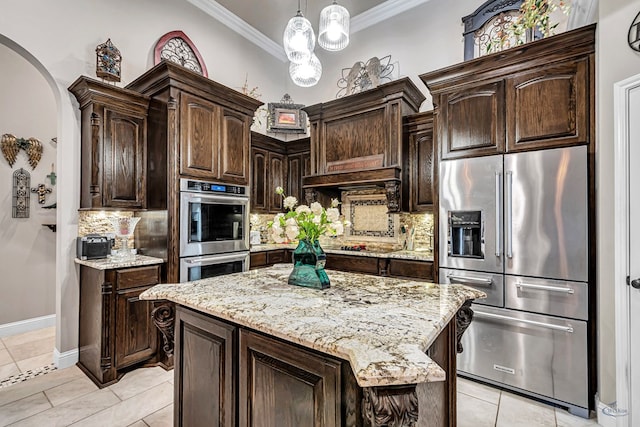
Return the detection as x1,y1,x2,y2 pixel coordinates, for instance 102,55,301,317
449,211,483,258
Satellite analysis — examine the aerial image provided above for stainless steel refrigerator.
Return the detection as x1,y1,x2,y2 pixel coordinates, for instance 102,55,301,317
438,145,590,417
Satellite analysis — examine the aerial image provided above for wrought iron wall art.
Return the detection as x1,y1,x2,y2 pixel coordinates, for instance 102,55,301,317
1,134,43,169
96,38,122,83
336,55,394,98
267,94,307,134
12,168,30,218
31,183,52,204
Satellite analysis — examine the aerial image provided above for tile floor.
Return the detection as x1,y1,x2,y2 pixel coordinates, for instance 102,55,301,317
0,327,601,426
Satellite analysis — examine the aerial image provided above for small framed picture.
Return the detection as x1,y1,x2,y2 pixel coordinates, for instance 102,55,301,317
267,102,307,134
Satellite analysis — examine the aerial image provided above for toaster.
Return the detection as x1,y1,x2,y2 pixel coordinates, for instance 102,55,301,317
76,234,112,260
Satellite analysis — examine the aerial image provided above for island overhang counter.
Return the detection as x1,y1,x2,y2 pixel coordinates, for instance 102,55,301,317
140,264,485,427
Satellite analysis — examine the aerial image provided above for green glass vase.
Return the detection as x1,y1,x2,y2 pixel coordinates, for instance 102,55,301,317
288,239,330,290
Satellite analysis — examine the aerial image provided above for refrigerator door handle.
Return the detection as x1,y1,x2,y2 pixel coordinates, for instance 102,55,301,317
474,311,574,333
505,171,513,258
516,282,575,294
446,274,493,287
495,171,502,257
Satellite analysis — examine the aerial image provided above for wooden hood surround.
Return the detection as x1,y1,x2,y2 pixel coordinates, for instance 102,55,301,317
302,78,425,212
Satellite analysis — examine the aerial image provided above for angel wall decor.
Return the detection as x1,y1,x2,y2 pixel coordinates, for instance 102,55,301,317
1,134,43,169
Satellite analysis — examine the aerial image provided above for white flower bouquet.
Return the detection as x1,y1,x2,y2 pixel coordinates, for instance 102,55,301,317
268,186,346,243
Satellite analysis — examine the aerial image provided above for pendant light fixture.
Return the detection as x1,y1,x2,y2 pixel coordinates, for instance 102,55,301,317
318,1,350,51
289,53,322,87
283,1,315,64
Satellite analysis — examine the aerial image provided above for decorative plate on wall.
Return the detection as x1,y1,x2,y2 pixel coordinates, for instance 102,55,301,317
154,30,208,77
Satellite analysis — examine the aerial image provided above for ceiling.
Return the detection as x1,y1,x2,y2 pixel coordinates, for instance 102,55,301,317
187,0,433,62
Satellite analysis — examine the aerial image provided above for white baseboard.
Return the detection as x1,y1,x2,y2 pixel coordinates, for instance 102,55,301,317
596,397,628,427
53,347,78,369
0,314,56,337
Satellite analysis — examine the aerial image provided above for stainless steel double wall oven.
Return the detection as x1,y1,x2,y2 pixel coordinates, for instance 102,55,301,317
179,178,250,282
439,145,590,417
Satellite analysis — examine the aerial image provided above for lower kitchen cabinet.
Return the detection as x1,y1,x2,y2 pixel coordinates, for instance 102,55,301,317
249,249,290,269
387,258,434,281
174,306,236,427
325,253,382,275
78,263,162,387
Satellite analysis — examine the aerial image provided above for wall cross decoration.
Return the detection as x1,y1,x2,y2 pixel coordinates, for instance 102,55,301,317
47,163,57,185
31,183,52,204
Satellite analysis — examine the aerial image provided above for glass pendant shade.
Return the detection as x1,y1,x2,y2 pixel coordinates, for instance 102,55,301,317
318,2,350,51
289,53,322,87
283,12,316,64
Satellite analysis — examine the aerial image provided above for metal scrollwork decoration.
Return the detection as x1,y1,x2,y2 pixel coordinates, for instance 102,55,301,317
336,55,395,98
1,134,43,169
95,38,122,83
12,168,30,218
628,10,640,52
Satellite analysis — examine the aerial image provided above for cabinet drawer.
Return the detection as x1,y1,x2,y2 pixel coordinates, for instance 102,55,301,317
326,254,380,275
116,265,160,290
387,259,433,280
266,250,288,265
249,252,267,269
505,276,588,320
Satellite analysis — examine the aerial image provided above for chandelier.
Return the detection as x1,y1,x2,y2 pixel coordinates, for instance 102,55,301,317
283,0,350,87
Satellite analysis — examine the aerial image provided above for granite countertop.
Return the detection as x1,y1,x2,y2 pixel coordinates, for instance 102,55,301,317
250,243,434,262
75,254,164,270
140,264,484,388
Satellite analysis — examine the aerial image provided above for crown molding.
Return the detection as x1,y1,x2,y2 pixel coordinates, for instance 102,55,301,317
351,0,434,33
187,0,289,62
188,0,433,63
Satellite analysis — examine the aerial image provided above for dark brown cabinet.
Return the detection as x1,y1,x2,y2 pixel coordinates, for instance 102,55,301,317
239,329,341,427
69,76,149,209
404,111,436,212
174,306,236,427
387,258,434,281
250,147,268,212
249,249,290,269
78,264,161,386
268,152,285,211
421,25,595,160
325,253,382,276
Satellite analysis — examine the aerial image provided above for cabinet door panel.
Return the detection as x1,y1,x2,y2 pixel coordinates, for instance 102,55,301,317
288,155,302,205
269,153,285,212
251,148,268,212
239,329,341,427
115,287,157,369
103,110,146,208
175,307,236,427
507,59,588,151
441,82,505,159
180,93,219,179
220,108,249,184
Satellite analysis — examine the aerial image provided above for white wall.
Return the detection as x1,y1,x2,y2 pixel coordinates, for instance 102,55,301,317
597,0,640,405
0,44,57,325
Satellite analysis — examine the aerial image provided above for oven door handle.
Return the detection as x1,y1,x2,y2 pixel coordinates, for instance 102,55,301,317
183,253,248,265
446,274,493,287
474,311,574,333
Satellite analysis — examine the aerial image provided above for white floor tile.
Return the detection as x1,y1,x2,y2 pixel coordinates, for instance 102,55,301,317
0,362,20,381
457,392,499,427
70,382,173,427
0,365,83,407
127,421,148,427
143,404,173,427
6,336,55,362
108,367,173,401
9,388,121,427
45,376,100,407
457,376,502,405
1,327,55,349
16,352,53,373
0,349,13,367
0,392,51,427
497,392,557,427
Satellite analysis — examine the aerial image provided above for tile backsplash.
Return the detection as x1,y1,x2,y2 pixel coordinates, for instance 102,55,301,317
78,210,135,250
251,189,434,254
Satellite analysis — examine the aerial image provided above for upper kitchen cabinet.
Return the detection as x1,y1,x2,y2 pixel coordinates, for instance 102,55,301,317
403,111,435,212
285,138,311,206
127,61,262,190
420,24,595,160
303,78,425,212
69,77,150,209
250,132,286,214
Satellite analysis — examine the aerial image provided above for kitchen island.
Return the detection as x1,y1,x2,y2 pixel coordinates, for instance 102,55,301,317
140,264,484,427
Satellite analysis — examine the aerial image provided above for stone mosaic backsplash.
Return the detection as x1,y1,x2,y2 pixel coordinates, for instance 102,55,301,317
78,210,135,250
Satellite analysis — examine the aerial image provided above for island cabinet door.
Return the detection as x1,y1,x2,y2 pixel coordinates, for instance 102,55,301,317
238,329,342,427
174,306,236,427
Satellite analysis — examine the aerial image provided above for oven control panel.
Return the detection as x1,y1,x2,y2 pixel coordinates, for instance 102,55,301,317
181,179,247,195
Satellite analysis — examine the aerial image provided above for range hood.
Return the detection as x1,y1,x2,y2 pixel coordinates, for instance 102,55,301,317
302,77,425,212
